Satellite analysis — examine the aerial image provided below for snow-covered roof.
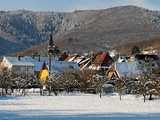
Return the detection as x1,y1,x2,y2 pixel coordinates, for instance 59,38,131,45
3,56,50,71
3,56,80,72
24,57,49,71
51,61,79,73
79,58,90,65
115,61,141,78
4,57,34,66
73,56,84,64
68,56,77,62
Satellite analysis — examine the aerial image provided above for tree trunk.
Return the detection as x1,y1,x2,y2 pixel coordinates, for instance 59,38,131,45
119,89,122,101
40,88,43,96
143,94,146,103
100,88,102,98
2,88,4,96
5,88,8,95
22,89,26,96
119,93,122,101
2,88,6,96
48,86,51,96
53,89,58,96
149,94,153,100
11,88,14,93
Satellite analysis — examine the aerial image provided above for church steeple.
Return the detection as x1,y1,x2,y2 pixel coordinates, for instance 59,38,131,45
48,34,55,54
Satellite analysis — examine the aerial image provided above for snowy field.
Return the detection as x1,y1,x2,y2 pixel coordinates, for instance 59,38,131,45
0,94,160,120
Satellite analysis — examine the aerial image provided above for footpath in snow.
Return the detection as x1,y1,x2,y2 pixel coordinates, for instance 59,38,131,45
0,94,160,120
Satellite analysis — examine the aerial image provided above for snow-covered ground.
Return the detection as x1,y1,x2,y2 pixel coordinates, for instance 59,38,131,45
0,94,160,120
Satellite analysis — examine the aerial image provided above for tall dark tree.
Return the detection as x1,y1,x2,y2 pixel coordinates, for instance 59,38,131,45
131,46,141,55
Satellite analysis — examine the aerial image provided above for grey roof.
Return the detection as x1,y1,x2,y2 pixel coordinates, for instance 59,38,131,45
4,57,34,66
4,56,79,72
52,61,79,73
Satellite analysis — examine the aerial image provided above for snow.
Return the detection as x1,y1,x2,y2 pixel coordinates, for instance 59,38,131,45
3,56,34,66
116,61,141,78
0,94,160,120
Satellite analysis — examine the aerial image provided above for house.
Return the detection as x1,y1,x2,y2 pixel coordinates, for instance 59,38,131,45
106,65,120,80
106,60,141,80
58,52,69,61
89,52,113,70
115,61,141,78
26,56,49,72
51,60,79,73
79,58,91,70
1,56,34,74
64,54,90,70
135,54,160,68
1,56,80,75
63,52,113,71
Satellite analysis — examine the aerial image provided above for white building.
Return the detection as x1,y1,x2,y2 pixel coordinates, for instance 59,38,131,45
115,61,141,78
1,56,79,74
1,56,34,74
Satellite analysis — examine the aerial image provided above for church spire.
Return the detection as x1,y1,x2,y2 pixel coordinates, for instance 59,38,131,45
48,34,55,54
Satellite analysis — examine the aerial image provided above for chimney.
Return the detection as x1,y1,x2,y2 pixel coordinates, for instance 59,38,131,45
32,54,35,59
38,55,40,62
18,56,21,61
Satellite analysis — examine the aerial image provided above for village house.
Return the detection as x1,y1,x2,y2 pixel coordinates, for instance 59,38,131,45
88,52,113,70
106,52,160,80
61,53,91,70
106,62,139,80
1,56,34,74
63,52,113,71
0,56,79,75
106,57,141,80
135,54,160,68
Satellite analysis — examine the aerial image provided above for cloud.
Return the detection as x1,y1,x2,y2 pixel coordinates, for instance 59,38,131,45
111,0,159,10
126,0,146,5
0,0,158,12
61,0,159,12
122,0,160,10
53,0,159,11
116,0,146,7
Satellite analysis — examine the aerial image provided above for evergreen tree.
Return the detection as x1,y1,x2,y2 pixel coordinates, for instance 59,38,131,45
131,46,141,55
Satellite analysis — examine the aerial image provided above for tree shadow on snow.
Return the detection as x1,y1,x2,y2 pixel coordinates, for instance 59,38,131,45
0,96,18,100
0,110,160,120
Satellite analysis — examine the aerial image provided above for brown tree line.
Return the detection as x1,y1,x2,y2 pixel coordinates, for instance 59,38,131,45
46,70,107,96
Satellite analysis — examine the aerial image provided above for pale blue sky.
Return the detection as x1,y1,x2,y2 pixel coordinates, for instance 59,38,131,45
0,0,159,12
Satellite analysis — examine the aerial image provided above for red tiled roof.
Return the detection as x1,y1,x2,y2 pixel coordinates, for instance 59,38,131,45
59,53,69,61
93,52,112,66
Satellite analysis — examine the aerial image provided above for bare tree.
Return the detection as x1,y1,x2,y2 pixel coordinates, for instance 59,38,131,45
92,74,107,98
114,78,126,100
0,68,12,96
9,73,38,96
44,69,110,97
135,58,159,102
46,74,59,96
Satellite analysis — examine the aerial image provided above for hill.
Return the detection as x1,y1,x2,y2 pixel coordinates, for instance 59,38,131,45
1,6,160,55
55,6,160,54
0,10,64,55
